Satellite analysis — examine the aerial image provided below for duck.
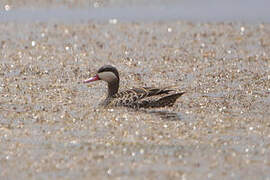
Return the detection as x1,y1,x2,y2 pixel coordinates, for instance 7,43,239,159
83,65,185,108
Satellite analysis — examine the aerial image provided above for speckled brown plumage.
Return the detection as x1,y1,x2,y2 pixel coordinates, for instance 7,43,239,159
102,87,185,108
84,65,185,109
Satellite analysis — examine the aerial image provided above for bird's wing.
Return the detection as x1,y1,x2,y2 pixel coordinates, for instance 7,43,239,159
134,92,185,108
113,87,175,100
112,87,184,108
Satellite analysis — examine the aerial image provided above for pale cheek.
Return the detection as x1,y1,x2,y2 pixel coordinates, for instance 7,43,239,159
98,72,118,82
104,77,112,82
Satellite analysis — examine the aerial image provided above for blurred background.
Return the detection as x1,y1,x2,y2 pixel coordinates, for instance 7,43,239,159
1,0,270,22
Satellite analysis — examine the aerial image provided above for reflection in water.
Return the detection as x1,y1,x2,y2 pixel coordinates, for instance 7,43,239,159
143,109,183,121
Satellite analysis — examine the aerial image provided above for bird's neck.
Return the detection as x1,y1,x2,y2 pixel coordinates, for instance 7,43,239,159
107,79,119,97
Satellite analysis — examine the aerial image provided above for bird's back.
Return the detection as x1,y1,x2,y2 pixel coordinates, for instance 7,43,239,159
103,87,185,108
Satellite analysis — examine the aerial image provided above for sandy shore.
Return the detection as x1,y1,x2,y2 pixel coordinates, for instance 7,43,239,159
0,21,270,179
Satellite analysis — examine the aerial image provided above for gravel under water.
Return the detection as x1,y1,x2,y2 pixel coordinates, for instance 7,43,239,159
0,21,270,179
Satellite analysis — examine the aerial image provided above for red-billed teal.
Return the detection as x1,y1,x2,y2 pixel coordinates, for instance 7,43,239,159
84,65,185,108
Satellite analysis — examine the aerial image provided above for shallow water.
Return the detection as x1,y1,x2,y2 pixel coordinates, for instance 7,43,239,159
0,3,270,180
